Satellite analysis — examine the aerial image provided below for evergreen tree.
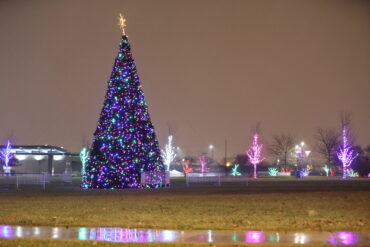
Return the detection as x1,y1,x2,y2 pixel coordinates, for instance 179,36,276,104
83,15,164,189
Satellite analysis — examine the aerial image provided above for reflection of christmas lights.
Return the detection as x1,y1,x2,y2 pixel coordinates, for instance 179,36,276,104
162,230,176,242
329,233,338,245
52,227,59,239
245,231,264,243
268,233,279,243
337,232,358,245
208,230,213,242
34,227,40,235
294,233,307,244
0,225,12,239
15,226,23,238
0,226,364,245
78,228,88,240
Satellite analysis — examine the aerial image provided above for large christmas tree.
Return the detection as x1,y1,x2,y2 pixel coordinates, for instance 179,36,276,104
83,14,164,189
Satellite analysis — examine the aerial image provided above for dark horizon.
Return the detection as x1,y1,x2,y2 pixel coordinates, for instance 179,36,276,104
0,0,369,161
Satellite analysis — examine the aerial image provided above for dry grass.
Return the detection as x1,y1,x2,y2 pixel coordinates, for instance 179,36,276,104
0,178,369,232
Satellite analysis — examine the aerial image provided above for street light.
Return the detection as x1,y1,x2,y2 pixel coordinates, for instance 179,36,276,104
294,141,311,178
209,145,214,161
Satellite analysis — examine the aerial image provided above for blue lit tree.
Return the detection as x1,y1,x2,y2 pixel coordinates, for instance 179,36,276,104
83,15,164,189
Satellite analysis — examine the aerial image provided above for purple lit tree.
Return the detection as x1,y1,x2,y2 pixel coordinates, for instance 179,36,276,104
337,126,358,179
82,14,164,189
1,141,14,175
199,155,207,174
247,133,265,179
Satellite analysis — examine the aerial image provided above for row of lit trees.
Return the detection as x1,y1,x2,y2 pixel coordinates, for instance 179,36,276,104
1,114,360,179
158,113,360,179
269,113,359,178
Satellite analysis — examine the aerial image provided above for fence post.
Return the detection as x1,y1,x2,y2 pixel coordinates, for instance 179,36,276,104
218,175,221,186
42,173,45,190
16,175,19,190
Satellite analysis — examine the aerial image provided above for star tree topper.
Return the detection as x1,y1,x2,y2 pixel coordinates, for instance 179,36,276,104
118,13,127,35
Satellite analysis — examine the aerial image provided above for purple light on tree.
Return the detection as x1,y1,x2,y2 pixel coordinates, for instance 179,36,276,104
1,141,14,175
246,133,265,179
337,126,358,179
199,155,207,174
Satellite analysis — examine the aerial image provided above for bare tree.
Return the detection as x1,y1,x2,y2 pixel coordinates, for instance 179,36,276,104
268,133,295,170
340,112,352,128
252,122,261,134
340,112,355,142
313,127,340,168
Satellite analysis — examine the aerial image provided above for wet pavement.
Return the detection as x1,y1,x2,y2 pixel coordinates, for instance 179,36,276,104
0,225,369,245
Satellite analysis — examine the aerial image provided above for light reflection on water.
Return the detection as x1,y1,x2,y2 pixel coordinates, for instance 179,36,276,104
0,225,367,245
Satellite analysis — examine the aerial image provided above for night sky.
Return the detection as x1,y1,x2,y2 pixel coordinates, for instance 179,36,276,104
0,0,369,160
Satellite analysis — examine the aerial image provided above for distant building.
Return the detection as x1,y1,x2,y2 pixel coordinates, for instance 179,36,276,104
0,145,79,174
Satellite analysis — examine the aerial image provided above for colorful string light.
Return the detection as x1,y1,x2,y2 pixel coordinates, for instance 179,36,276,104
246,133,265,179
82,34,164,189
323,165,330,176
199,155,207,174
230,164,241,176
80,148,89,180
161,135,176,171
348,169,359,178
1,141,14,175
268,167,278,176
182,160,193,175
337,126,358,179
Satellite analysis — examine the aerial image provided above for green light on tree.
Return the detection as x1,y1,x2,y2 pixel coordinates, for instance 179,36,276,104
80,148,89,179
230,164,241,176
268,167,279,176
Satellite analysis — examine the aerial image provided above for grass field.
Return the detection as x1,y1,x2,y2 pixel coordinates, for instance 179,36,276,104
0,177,369,246
0,178,369,231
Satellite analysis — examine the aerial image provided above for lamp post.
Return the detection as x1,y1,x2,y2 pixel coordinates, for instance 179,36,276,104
209,145,214,161
294,142,310,178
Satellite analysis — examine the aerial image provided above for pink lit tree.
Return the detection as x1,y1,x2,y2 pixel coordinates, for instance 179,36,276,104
199,155,207,174
337,126,358,179
247,133,265,179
